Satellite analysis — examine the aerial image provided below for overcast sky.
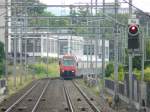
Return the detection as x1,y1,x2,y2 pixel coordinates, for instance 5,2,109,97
39,0,150,12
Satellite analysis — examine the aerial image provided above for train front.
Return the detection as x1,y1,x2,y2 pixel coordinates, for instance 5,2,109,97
59,56,77,79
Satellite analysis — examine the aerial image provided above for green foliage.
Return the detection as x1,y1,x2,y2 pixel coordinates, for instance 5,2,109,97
105,63,114,77
133,56,142,70
28,63,59,77
144,67,150,81
125,50,150,71
133,68,141,80
118,64,125,81
106,63,125,81
133,67,150,81
0,42,5,62
0,42,5,76
145,39,150,67
41,57,58,64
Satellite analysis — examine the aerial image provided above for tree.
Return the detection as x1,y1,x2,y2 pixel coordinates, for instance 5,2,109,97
0,42,5,76
145,39,150,67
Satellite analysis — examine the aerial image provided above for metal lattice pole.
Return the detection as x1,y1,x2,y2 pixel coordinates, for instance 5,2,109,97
46,33,49,77
100,0,106,97
128,0,134,111
4,0,9,95
113,0,119,108
24,2,28,81
19,1,23,85
13,2,18,89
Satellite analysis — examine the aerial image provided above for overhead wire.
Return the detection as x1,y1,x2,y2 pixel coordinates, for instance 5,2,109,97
122,0,150,18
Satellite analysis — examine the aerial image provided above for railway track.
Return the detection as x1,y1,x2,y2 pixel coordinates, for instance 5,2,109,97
1,79,104,112
36,79,69,112
3,79,50,112
64,80,101,112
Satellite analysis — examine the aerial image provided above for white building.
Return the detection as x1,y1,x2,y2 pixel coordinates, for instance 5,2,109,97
58,36,109,63
8,32,58,58
8,32,109,63
0,0,6,43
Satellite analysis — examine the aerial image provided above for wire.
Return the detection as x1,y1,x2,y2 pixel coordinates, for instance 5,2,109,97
0,12,6,17
122,0,150,18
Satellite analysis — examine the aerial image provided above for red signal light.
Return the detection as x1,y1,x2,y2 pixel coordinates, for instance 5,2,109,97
128,25,139,35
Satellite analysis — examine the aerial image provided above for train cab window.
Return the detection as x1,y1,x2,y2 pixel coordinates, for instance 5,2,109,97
63,59,75,66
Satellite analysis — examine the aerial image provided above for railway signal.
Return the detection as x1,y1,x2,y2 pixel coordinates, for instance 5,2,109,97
128,24,140,50
128,15,140,50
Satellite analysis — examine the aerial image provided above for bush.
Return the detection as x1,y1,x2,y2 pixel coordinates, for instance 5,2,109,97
0,42,5,76
133,67,150,81
118,64,125,81
28,63,59,77
105,63,114,77
144,67,150,81
42,57,58,64
106,63,125,81
133,68,141,80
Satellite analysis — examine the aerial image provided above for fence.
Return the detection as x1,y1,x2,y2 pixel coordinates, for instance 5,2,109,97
105,75,150,109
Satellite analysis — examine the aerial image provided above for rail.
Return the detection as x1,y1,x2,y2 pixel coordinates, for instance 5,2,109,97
73,81,101,112
63,81,74,112
31,80,50,112
5,81,39,112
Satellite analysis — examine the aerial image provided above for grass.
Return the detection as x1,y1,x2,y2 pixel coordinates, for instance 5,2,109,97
29,62,59,78
7,74,33,95
2,62,59,95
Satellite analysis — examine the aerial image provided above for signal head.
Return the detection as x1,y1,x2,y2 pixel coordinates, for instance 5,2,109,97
128,24,139,36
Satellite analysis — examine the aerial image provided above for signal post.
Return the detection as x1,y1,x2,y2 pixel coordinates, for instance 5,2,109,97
128,15,140,112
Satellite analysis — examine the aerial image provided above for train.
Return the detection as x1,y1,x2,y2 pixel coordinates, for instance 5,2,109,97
59,55,78,79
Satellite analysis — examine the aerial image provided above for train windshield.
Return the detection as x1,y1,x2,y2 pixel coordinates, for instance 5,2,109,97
63,59,75,66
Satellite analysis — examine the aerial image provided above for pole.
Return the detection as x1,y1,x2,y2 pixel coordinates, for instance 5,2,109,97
86,19,89,73
95,0,98,14
33,39,35,63
140,30,145,111
113,0,119,108
46,34,49,77
128,53,133,111
101,0,106,97
146,22,149,37
129,0,132,15
123,27,126,65
90,39,92,73
91,0,93,15
128,0,134,111
57,35,59,60
86,42,89,70
4,0,9,95
25,38,27,81
70,6,73,54
20,27,23,85
95,28,98,77
19,3,23,85
95,0,98,78
32,38,35,79
24,4,28,81
13,4,18,89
